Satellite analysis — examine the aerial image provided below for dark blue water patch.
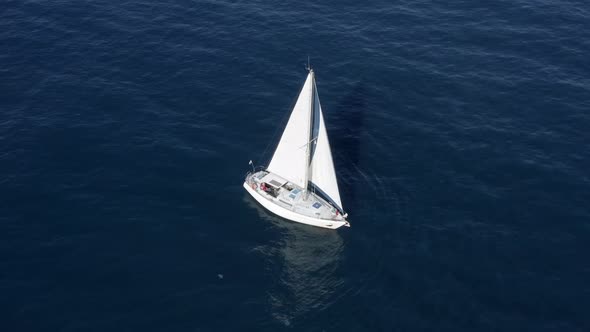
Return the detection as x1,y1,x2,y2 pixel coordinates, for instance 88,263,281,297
2,0,590,331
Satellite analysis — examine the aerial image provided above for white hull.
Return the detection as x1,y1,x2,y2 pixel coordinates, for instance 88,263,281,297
243,181,349,230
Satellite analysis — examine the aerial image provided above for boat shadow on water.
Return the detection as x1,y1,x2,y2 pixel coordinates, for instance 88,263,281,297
329,81,412,226
243,194,345,327
329,82,368,212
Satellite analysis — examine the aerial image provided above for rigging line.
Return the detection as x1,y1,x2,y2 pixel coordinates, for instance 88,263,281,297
297,137,317,150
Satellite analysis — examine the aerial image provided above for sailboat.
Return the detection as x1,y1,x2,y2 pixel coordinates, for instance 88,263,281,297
243,68,350,229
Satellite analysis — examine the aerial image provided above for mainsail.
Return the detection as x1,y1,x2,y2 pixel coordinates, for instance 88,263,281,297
309,82,343,211
267,70,343,211
267,72,314,188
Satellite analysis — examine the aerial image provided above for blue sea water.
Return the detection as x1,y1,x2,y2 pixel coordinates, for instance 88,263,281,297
1,0,590,330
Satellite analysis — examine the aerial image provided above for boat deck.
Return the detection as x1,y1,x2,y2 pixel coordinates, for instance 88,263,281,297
246,171,343,221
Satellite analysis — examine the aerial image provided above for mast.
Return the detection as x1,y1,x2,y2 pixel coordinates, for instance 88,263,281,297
303,68,314,196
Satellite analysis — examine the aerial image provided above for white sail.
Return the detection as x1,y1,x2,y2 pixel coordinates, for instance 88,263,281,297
310,83,343,211
267,72,314,188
